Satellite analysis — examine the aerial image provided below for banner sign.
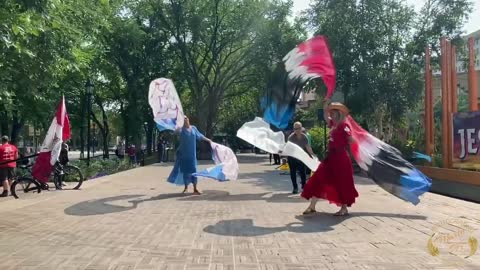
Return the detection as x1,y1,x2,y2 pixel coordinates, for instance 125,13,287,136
453,111,480,169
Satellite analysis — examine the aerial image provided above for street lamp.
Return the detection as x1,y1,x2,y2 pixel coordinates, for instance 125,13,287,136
92,123,96,155
85,79,94,166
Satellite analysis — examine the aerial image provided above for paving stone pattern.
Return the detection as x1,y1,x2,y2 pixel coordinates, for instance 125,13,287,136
0,154,479,270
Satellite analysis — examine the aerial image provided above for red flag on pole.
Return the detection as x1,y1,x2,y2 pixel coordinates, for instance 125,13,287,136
32,96,71,183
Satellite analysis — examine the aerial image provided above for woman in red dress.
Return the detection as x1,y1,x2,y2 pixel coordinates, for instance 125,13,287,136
301,99,359,216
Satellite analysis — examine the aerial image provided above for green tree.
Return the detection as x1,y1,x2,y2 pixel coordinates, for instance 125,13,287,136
0,0,114,145
306,0,473,140
147,0,269,137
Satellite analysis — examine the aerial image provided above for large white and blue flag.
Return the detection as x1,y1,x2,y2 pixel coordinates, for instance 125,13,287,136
148,78,184,131
193,142,239,181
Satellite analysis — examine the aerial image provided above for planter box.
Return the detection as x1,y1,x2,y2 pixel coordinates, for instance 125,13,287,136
417,166,480,203
417,166,480,186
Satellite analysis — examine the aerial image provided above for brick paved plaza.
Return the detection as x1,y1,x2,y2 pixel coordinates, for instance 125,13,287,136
0,154,479,269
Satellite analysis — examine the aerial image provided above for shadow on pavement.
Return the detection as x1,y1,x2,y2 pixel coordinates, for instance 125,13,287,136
64,194,144,216
204,212,427,237
237,169,375,195
178,190,305,203
128,190,294,205
130,192,191,205
64,187,407,217
64,190,304,216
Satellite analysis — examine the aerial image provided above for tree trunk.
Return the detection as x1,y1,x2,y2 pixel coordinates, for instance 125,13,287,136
98,98,110,159
146,121,154,155
10,111,24,145
103,135,109,159
376,107,385,140
121,102,129,147
196,92,219,160
91,113,110,159
0,109,9,139
126,80,142,158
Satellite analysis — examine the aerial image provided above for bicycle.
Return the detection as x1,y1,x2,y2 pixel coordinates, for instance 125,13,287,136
11,162,84,199
9,164,42,199
51,163,84,190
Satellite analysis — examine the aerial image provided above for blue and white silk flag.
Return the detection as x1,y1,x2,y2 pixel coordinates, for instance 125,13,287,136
148,78,184,131
193,142,239,181
347,116,432,205
412,151,432,162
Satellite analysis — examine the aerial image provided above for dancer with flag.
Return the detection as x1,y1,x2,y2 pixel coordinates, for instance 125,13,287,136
31,96,71,189
301,99,358,216
237,35,432,208
148,78,238,191
167,116,212,194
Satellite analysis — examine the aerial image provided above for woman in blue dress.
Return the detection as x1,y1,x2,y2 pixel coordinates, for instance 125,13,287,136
167,116,211,194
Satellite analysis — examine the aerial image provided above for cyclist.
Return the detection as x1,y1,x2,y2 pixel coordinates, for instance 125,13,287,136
59,142,69,166
51,142,70,190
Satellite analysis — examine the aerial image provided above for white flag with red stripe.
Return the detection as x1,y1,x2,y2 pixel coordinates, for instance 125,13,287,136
32,96,71,183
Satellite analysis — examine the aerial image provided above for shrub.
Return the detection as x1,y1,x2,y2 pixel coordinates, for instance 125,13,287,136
432,154,443,168
308,126,329,159
70,158,134,180
390,138,416,158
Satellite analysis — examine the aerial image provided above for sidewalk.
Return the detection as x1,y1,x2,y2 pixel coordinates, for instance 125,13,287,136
0,154,479,269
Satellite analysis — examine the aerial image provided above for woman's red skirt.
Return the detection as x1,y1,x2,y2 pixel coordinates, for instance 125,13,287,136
301,150,359,206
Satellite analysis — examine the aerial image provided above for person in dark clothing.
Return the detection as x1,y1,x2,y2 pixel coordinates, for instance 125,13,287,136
273,154,281,165
59,142,69,166
128,145,137,165
157,137,164,163
286,122,315,194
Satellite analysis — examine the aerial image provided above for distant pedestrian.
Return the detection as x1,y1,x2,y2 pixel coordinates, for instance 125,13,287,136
157,136,164,163
128,144,136,165
273,154,281,165
116,141,125,159
0,136,19,197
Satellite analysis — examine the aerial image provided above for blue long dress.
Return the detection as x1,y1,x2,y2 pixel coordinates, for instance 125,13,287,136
167,126,205,185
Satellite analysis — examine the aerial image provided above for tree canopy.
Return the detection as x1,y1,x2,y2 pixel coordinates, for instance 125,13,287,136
0,0,474,155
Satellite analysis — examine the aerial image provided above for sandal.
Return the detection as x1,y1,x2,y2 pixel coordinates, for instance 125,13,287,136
302,208,316,215
334,210,348,216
